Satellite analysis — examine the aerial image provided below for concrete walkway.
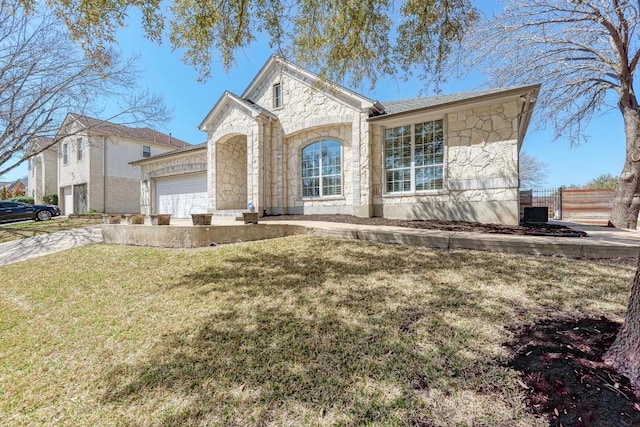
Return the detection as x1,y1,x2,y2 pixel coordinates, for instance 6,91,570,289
1,219,640,267
0,226,103,266
263,219,640,259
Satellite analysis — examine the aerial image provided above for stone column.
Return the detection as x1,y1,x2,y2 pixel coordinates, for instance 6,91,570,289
352,112,373,217
208,133,217,212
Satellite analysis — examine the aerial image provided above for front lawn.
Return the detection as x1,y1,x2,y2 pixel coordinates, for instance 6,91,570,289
0,236,634,426
0,217,103,243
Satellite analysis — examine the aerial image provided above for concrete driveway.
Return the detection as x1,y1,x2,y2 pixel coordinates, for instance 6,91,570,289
0,226,103,266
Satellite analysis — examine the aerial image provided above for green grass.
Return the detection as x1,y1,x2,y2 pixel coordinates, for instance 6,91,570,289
0,217,103,243
0,236,634,426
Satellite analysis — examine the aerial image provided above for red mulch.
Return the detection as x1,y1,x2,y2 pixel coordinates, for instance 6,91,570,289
507,317,640,426
261,214,588,237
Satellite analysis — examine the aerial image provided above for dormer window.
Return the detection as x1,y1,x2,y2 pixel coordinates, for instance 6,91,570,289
273,83,282,108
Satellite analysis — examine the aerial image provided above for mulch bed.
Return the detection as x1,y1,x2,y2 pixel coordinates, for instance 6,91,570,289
507,317,640,426
261,214,588,237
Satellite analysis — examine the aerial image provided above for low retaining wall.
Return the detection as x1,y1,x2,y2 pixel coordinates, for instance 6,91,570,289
101,224,310,248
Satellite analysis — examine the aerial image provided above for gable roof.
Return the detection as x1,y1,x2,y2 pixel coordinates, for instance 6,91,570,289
199,91,278,131
25,136,56,157
0,178,26,191
370,85,541,121
241,55,379,110
62,114,190,149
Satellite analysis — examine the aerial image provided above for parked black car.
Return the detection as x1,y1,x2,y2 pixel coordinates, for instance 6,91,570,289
0,201,61,223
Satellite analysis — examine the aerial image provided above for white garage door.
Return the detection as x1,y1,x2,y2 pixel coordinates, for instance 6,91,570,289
63,187,73,216
155,173,208,218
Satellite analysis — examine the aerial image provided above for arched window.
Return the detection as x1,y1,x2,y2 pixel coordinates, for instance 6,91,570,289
301,140,342,198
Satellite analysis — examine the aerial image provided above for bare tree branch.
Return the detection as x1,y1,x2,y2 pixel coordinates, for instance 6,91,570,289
0,1,172,177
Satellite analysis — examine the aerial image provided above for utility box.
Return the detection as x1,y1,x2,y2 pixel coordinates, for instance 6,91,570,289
523,206,549,223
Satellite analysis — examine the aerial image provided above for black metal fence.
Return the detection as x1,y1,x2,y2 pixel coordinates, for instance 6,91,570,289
520,188,563,220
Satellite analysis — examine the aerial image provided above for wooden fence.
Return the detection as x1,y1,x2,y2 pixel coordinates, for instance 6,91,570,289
520,188,614,224
561,189,614,224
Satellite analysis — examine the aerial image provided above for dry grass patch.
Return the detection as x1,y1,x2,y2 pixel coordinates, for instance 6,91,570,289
0,217,103,243
0,236,634,426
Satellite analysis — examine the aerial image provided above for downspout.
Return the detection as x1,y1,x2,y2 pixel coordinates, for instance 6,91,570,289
103,136,107,213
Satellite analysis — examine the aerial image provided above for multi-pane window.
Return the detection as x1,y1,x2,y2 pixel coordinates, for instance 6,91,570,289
384,125,411,192
77,138,84,161
142,145,151,158
62,142,69,165
301,140,342,198
273,83,282,108
385,119,444,193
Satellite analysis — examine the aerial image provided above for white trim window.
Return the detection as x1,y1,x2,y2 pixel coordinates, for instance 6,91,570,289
62,142,69,165
385,119,444,193
77,138,84,161
273,82,282,108
301,140,342,198
142,145,151,158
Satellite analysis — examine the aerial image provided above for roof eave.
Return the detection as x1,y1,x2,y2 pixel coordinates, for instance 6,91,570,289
199,91,277,132
368,84,541,122
129,145,208,166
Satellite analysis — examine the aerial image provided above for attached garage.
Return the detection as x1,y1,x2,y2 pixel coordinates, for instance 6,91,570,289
62,186,73,215
155,172,208,218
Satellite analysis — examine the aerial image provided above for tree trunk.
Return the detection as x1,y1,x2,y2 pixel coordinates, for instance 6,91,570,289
603,252,640,397
609,98,640,229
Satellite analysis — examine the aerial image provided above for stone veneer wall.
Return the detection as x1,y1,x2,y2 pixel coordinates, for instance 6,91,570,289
245,65,370,216
206,102,260,212
372,100,521,225
283,124,353,214
216,135,247,210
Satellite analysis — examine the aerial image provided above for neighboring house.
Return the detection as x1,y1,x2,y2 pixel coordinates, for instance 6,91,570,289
26,136,57,203
135,56,539,225
56,114,189,215
0,178,27,198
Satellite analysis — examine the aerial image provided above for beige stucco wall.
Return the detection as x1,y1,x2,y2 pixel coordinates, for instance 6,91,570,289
371,100,521,225
28,149,57,203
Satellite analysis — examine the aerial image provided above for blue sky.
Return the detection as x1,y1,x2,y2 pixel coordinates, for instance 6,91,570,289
1,2,628,189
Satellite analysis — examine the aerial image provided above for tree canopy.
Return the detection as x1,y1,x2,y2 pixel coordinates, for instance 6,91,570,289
19,0,477,86
0,1,170,177
584,173,619,190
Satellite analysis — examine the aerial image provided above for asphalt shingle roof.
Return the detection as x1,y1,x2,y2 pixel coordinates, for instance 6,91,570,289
70,114,190,149
379,87,528,116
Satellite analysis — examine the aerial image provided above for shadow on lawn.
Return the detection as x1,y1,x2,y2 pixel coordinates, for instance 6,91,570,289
100,238,635,425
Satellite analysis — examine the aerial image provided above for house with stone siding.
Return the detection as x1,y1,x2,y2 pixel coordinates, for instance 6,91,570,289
134,55,539,225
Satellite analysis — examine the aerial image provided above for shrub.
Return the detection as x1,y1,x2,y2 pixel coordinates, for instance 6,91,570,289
42,193,58,205
9,196,35,204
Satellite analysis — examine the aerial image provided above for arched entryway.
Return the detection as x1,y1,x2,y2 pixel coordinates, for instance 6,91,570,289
215,134,248,210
